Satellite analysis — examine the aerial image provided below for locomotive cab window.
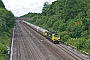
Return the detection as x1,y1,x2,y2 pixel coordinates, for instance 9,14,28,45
54,34,59,37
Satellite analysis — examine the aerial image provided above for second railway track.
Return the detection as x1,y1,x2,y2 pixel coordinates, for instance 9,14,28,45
56,44,88,60
12,20,90,60
23,21,90,60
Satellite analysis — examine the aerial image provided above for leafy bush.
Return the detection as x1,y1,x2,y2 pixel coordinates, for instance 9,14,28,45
63,35,70,42
0,42,7,54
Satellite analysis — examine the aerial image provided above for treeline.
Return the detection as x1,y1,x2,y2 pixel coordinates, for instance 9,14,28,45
22,0,90,55
0,0,15,60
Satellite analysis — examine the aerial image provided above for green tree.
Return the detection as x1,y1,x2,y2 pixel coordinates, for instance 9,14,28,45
42,2,49,15
0,0,5,8
0,8,15,32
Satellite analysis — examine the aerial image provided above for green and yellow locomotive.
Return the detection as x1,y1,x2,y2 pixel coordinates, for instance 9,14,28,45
44,31,60,43
23,21,60,44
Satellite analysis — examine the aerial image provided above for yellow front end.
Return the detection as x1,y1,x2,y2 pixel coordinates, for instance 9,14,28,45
52,34,60,41
54,37,60,40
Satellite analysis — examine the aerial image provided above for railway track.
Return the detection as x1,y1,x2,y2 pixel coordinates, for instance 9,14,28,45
20,24,46,60
56,44,89,60
12,20,64,60
23,21,90,60
13,20,47,60
23,22,89,60
11,20,90,60
13,21,28,60
22,22,65,60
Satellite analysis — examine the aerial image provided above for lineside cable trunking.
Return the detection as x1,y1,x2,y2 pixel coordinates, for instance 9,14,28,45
10,26,15,60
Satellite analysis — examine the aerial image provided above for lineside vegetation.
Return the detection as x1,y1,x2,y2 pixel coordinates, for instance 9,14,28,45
22,0,90,56
0,0,15,60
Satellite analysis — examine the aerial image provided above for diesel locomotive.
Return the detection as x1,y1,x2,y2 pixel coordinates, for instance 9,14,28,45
22,21,60,44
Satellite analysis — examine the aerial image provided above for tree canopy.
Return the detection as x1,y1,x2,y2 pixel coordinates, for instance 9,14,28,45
0,8,15,32
22,0,90,55
0,0,5,8
0,0,15,59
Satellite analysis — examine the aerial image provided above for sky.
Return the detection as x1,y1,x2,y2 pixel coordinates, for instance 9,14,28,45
2,0,56,17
